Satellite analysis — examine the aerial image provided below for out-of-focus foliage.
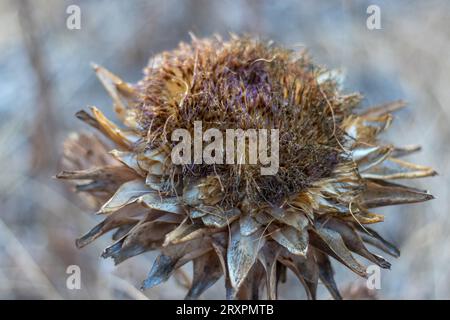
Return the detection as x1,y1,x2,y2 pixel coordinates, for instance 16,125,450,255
0,0,448,299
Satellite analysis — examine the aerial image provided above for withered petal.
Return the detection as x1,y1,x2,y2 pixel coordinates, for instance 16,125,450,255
341,211,385,225
314,250,342,300
322,218,391,269
269,207,309,231
163,218,207,246
356,145,393,172
279,248,319,300
360,100,406,117
76,203,148,248
354,225,400,258
141,254,177,290
270,226,308,257
391,144,421,158
234,261,265,300
75,110,102,131
142,238,213,290
112,223,137,241
56,165,135,182
140,193,183,214
201,208,240,228
102,220,176,264
58,37,436,301
89,106,139,149
240,211,262,236
110,150,146,176
344,114,392,142
100,179,150,213
352,145,384,162
92,63,138,123
258,242,281,300
362,157,437,180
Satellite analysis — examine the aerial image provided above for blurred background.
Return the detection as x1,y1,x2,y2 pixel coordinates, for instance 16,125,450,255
0,0,448,299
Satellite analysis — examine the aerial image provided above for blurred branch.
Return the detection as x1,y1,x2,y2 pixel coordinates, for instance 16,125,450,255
17,0,58,175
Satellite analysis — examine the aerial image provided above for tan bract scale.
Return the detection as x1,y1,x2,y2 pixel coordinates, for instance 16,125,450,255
57,36,435,300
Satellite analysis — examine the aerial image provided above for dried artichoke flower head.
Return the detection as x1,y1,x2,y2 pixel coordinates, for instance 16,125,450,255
58,36,435,299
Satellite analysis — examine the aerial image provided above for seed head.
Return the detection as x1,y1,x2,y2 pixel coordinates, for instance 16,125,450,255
58,36,435,299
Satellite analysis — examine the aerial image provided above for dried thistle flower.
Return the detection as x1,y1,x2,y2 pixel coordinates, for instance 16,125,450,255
58,36,435,299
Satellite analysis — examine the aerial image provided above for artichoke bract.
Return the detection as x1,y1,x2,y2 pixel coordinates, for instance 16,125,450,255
58,36,435,299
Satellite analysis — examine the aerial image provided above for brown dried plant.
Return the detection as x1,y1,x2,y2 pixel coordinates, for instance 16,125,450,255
57,36,435,299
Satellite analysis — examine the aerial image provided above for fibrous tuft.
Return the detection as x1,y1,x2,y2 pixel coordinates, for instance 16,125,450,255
58,36,435,300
